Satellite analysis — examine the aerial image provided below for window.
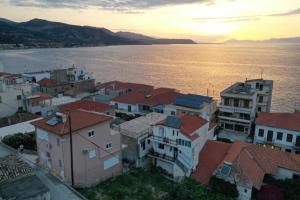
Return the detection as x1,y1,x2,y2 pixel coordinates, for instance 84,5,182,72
258,107,262,112
147,139,151,144
244,189,248,193
259,85,263,91
234,99,239,107
158,143,164,149
287,134,293,142
259,96,264,103
277,132,283,141
88,130,95,137
159,127,164,135
244,100,249,108
46,152,51,158
170,146,173,152
172,130,175,136
106,143,112,149
256,83,259,89
89,149,96,158
0,96,2,103
285,149,292,153
296,151,300,155
292,174,300,180
59,159,62,168
56,138,60,146
141,141,146,151
258,129,264,137
114,103,118,109
224,98,230,106
17,95,22,100
171,111,176,116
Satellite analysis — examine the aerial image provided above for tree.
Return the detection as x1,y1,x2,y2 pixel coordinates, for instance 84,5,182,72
209,176,239,198
2,132,36,151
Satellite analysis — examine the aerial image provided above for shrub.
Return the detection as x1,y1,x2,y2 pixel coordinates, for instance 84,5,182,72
209,176,238,198
2,132,36,151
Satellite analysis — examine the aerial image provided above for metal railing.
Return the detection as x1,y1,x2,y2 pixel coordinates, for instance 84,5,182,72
150,135,178,146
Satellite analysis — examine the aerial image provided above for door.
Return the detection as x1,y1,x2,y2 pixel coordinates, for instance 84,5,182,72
174,148,178,159
296,136,300,147
128,105,132,112
267,131,273,142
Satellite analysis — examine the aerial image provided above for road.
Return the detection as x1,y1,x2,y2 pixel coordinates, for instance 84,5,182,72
0,143,85,200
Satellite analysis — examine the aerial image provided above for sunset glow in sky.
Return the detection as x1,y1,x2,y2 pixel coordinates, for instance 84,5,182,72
1,0,300,42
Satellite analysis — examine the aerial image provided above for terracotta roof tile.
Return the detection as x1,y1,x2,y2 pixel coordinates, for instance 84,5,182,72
27,93,53,103
98,81,153,92
256,111,300,132
31,110,112,135
192,140,231,184
38,78,66,87
59,100,111,113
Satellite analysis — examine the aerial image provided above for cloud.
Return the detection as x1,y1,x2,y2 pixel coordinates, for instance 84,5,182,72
193,15,261,23
7,0,213,11
267,8,300,17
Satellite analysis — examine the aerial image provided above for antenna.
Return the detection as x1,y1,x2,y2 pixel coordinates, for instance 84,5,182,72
260,68,264,79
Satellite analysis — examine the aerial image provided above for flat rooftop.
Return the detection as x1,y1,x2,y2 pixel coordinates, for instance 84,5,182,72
221,82,256,97
119,112,167,139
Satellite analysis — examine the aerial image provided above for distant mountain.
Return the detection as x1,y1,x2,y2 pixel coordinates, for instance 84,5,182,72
0,18,196,49
226,37,300,44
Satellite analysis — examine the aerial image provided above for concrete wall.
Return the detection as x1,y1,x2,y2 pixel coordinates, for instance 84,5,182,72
275,167,300,180
112,101,140,114
237,184,252,200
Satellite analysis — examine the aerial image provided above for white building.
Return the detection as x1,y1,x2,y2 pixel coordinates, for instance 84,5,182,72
164,94,217,122
22,71,51,82
218,79,273,134
254,110,300,154
149,114,216,180
118,113,167,167
66,67,93,82
0,77,34,118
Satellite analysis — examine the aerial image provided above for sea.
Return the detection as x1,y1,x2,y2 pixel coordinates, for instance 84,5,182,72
0,44,300,112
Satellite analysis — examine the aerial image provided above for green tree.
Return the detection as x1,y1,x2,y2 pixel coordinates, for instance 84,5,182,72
209,176,238,198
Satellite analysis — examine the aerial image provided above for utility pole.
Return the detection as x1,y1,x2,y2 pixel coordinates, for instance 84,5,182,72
68,111,74,187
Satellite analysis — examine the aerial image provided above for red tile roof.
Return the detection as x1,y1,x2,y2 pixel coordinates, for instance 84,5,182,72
192,140,231,184
27,93,53,103
32,110,112,135
158,114,208,140
112,88,183,106
98,81,153,92
256,111,300,132
38,78,66,87
59,100,111,113
193,140,300,189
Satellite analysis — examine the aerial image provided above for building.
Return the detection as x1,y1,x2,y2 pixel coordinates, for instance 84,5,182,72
149,114,216,180
97,81,154,99
32,110,122,187
59,100,115,116
193,140,300,200
0,75,34,118
111,88,182,115
254,110,300,153
0,155,50,200
22,71,51,82
51,67,93,82
118,113,167,167
38,78,72,97
164,93,217,121
218,79,273,134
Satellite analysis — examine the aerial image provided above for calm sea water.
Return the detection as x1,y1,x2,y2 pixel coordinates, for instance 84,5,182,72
1,44,300,112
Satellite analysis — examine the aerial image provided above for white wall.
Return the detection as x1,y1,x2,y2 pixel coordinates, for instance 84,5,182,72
111,101,139,113
237,184,252,200
254,125,300,151
275,167,300,180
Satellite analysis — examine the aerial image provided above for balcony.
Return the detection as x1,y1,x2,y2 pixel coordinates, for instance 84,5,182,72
150,135,178,146
218,105,252,114
148,149,176,163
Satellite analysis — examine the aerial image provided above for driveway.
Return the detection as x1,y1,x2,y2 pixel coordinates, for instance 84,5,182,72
0,143,85,200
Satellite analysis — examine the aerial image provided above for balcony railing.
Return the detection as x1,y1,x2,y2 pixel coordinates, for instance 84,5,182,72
148,149,176,163
150,135,178,146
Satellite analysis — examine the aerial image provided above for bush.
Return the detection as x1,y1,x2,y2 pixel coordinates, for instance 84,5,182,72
209,176,238,198
2,132,36,151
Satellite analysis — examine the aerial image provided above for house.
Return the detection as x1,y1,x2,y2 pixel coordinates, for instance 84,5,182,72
218,79,273,134
118,112,167,167
111,88,182,115
148,114,216,180
97,81,154,99
0,75,34,118
22,71,51,82
38,78,72,97
254,110,300,154
164,93,217,121
51,66,93,82
0,155,50,200
59,100,115,116
32,110,122,187
193,140,300,200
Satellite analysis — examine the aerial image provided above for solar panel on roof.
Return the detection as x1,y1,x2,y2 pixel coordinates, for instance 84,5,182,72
46,117,59,126
173,94,212,109
164,116,182,129
220,164,231,176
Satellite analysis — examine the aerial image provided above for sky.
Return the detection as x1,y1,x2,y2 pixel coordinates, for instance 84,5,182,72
1,0,300,42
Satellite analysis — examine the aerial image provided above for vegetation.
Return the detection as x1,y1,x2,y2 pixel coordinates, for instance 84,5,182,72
209,176,239,198
217,137,233,143
2,132,36,151
77,169,232,200
263,178,300,200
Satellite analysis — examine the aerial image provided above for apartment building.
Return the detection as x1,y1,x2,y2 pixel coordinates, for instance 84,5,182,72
218,79,273,134
32,110,122,187
0,75,34,118
51,67,93,82
148,114,216,180
164,93,217,121
193,141,300,200
254,111,300,154
119,113,167,167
